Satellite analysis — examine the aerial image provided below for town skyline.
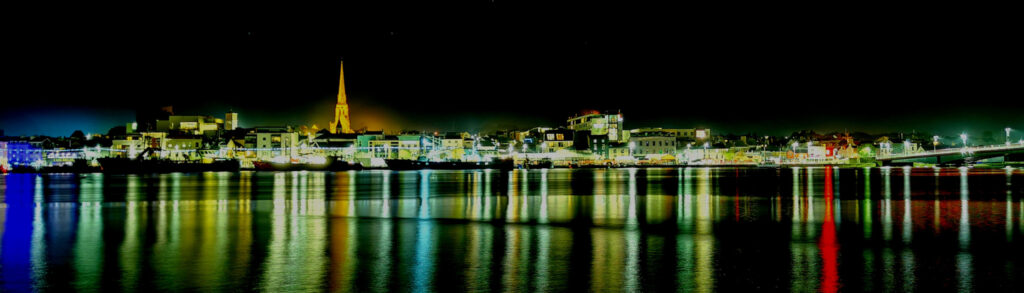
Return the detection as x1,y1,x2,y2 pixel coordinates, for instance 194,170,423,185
2,104,1020,139
5,6,1021,136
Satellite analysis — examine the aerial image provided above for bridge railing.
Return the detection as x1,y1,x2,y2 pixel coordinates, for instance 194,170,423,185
876,143,1024,159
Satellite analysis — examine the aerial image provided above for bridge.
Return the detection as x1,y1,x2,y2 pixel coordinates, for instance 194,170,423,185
875,143,1024,165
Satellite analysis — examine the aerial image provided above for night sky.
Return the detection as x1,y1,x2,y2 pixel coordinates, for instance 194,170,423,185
4,4,1020,137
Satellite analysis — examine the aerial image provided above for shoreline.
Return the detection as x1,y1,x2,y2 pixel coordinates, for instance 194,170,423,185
4,163,1019,174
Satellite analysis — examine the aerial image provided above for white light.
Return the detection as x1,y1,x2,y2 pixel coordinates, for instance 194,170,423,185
308,156,327,165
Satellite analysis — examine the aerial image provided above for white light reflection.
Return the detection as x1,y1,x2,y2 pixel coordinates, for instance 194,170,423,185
382,170,391,218
1007,168,1013,241
863,167,873,239
626,168,637,227
957,167,972,292
681,168,694,230
539,169,549,224
833,167,841,226
902,166,912,244
958,167,970,248
882,167,893,241
418,170,430,219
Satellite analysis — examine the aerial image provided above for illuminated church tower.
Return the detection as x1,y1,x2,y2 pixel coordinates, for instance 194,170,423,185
330,61,353,134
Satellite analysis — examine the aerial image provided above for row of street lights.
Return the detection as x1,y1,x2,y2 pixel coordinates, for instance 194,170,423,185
960,127,1014,148
925,127,1018,150
879,127,1016,155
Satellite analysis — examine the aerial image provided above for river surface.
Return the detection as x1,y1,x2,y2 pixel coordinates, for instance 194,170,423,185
1,167,1022,292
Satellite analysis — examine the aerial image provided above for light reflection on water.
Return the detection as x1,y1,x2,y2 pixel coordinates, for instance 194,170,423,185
0,167,1022,291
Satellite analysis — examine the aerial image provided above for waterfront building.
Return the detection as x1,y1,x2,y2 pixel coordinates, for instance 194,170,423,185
2,142,42,167
567,110,624,142
476,138,500,158
0,142,6,169
355,131,386,148
808,145,828,159
398,134,424,159
608,141,630,160
541,128,574,153
368,135,400,159
588,134,611,159
110,132,168,157
329,61,353,134
441,133,466,150
628,129,677,156
110,135,145,158
165,136,204,160
816,134,858,159
313,131,359,159
247,126,299,160
630,127,711,143
156,115,223,136
516,127,550,150
226,112,238,130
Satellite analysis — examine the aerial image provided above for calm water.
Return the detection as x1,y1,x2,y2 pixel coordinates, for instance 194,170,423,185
1,167,1022,292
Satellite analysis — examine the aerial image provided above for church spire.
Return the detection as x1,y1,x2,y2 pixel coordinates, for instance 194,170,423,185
337,60,348,104
330,60,353,134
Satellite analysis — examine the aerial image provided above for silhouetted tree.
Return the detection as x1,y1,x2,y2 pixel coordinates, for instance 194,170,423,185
70,130,85,140
107,126,127,137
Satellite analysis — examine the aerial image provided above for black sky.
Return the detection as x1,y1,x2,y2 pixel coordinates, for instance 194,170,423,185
3,3,1021,136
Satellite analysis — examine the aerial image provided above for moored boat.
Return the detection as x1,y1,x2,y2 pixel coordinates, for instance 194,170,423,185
253,157,363,171
385,159,514,170
99,158,240,173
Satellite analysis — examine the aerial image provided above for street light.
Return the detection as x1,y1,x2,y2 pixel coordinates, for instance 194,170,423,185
1006,127,1012,146
703,142,709,162
960,133,968,148
932,135,939,151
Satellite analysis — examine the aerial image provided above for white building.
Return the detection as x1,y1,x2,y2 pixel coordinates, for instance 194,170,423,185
247,127,299,160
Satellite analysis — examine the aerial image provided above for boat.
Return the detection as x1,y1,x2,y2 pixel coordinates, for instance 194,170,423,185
385,158,515,170
98,147,240,173
98,158,240,173
253,156,363,171
522,159,553,169
756,157,782,168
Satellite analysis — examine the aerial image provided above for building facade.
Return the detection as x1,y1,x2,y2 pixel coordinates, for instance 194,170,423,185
541,128,574,153
567,111,624,142
629,129,677,156
226,112,238,130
